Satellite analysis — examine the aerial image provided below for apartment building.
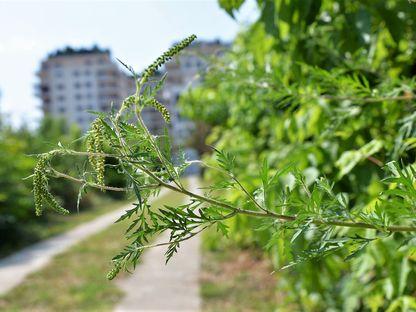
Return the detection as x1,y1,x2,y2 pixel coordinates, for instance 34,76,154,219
36,46,135,131
36,41,228,140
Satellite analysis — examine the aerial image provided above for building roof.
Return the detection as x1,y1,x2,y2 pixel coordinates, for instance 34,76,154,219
47,45,110,58
171,39,231,48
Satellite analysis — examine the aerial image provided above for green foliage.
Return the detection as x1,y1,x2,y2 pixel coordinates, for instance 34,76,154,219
0,127,35,223
218,0,244,18
33,153,69,216
175,0,416,310
29,2,416,309
32,34,416,312
0,116,120,255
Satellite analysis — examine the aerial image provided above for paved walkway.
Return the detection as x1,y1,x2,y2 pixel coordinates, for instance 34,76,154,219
115,177,201,312
0,193,167,295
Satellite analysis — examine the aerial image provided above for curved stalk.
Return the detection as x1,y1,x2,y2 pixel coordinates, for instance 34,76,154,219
47,149,416,233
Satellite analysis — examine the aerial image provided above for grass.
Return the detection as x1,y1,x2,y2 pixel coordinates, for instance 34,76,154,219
0,196,129,258
201,229,282,312
0,189,186,311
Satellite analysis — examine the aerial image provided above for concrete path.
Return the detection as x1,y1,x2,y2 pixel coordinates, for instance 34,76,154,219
0,191,166,295
115,177,201,312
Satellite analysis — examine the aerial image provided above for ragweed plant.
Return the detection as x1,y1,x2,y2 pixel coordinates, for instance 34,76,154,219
32,35,416,280
86,118,106,186
33,153,69,216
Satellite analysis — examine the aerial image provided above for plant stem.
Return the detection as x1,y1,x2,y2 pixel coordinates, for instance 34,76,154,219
49,150,416,233
129,163,416,232
135,109,182,189
51,168,162,193
52,169,129,192
187,160,267,213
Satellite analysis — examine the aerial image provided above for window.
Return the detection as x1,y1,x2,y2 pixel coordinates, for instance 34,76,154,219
73,70,80,77
85,81,92,88
58,107,66,113
75,94,82,100
74,82,81,89
57,95,65,101
54,69,64,77
40,85,49,92
56,84,65,90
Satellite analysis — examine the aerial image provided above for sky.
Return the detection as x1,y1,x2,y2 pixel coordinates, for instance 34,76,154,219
0,0,256,127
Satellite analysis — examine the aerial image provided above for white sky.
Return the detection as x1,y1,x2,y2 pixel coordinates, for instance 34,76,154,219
0,0,256,127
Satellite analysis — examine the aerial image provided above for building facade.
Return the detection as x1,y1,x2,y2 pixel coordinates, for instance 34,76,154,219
36,46,135,131
36,41,228,139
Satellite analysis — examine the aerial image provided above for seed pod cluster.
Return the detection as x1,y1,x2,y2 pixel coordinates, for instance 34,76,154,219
106,262,121,280
33,154,69,216
142,34,197,82
121,95,137,109
150,99,170,123
87,118,106,187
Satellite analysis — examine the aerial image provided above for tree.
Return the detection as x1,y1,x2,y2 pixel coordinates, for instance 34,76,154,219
0,117,88,253
179,0,416,309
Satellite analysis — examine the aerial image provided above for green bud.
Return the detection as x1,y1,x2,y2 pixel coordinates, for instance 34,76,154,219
142,34,197,81
106,263,121,280
87,118,106,187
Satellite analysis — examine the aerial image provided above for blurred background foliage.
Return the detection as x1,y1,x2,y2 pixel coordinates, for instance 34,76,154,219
0,116,125,257
180,0,416,310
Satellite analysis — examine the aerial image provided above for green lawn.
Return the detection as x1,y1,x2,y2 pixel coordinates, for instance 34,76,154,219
0,189,186,311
